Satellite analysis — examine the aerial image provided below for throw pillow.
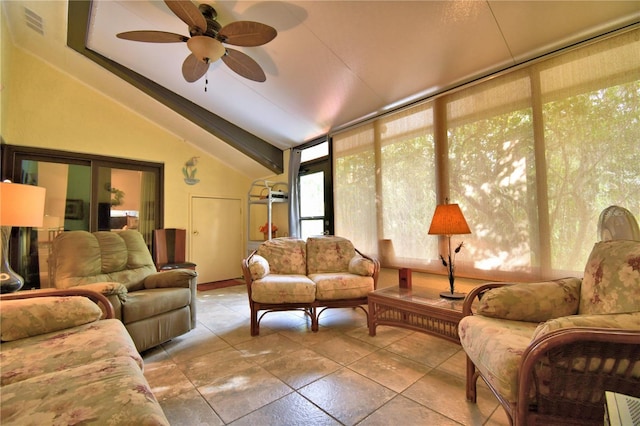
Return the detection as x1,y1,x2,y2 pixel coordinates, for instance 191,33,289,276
249,254,270,279
477,278,581,322
348,257,374,276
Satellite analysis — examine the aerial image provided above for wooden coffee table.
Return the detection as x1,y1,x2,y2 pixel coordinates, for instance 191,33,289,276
368,285,466,344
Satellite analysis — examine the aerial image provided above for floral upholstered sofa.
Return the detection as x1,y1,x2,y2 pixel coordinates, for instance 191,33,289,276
0,289,169,425
242,235,379,335
459,239,640,425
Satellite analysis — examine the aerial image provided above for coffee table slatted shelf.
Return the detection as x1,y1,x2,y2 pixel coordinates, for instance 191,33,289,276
368,286,469,344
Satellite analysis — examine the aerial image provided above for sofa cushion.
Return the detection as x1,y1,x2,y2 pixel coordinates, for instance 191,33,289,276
121,288,191,324
251,275,316,303
580,240,640,315
476,278,581,322
531,311,640,341
257,238,307,275
0,319,142,386
307,236,356,274
0,356,169,425
311,273,374,300
458,315,539,403
0,296,102,342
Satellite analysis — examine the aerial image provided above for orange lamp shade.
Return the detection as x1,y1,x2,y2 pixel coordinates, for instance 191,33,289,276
428,203,471,236
0,182,46,227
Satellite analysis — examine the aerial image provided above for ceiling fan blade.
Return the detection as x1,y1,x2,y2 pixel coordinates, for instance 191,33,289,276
164,0,207,32
222,49,266,82
116,30,188,43
218,21,277,47
182,53,210,82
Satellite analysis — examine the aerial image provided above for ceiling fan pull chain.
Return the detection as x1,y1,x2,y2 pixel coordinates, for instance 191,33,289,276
204,73,208,92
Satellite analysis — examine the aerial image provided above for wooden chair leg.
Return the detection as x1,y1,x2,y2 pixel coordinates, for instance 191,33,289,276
466,355,478,402
250,303,259,336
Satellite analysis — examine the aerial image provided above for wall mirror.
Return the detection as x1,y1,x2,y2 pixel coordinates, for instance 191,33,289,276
1,144,164,289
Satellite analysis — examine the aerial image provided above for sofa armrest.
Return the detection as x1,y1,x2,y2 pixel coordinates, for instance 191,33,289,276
143,269,198,289
517,327,640,425
0,288,115,319
70,282,128,304
0,289,115,341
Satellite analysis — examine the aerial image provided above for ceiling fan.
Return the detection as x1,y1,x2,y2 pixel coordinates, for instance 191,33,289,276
116,0,277,82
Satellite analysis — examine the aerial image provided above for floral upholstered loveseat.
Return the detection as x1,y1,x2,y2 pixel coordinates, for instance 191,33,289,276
242,235,380,335
0,289,169,425
459,239,640,425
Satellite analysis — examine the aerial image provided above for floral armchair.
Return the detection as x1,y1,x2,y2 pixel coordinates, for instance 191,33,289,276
459,239,640,425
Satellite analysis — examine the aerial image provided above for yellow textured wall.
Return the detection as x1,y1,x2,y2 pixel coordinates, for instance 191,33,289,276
1,38,253,235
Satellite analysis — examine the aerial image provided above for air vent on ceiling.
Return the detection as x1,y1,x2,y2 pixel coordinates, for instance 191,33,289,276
24,7,44,36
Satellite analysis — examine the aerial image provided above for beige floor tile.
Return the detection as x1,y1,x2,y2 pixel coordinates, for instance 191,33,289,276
298,368,396,425
159,388,224,426
309,334,378,365
346,324,414,348
161,326,232,363
359,395,462,425
181,346,256,387
348,349,431,393
198,365,292,424
228,392,341,426
402,368,499,425
261,348,342,389
234,332,304,365
144,361,198,402
386,332,461,368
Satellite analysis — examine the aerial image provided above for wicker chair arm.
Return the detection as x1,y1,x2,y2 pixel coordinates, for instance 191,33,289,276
0,288,115,319
461,282,511,316
355,248,380,290
242,250,257,300
517,327,640,425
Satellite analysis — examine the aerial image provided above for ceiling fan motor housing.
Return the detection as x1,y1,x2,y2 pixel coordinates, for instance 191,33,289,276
198,4,222,39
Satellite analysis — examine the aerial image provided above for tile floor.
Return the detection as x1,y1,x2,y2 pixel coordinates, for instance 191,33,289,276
142,284,510,426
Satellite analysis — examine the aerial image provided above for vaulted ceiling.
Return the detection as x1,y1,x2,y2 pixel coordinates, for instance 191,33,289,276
3,1,639,178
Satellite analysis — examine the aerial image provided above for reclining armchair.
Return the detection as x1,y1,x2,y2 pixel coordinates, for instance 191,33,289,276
49,230,198,352
459,239,640,425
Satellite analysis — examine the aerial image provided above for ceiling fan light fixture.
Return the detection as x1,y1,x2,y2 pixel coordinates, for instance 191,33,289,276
187,36,225,64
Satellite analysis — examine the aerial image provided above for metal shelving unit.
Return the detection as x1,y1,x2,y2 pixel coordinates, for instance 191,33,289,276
247,180,288,254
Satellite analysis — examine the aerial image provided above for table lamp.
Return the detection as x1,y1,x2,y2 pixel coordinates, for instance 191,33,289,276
428,200,471,299
0,181,46,293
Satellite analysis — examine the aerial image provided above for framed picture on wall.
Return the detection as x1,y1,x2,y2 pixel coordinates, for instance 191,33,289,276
65,199,84,220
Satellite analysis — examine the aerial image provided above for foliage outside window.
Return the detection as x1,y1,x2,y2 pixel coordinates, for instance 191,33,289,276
333,28,640,281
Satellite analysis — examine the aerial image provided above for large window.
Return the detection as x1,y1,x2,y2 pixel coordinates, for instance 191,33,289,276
334,27,640,281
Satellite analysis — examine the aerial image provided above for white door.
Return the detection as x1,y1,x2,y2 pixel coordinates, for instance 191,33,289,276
191,196,243,283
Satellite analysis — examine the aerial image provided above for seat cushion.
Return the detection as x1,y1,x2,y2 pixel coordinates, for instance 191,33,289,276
122,288,191,324
458,315,538,403
0,319,142,386
580,239,640,315
0,356,169,425
251,275,316,303
310,273,374,300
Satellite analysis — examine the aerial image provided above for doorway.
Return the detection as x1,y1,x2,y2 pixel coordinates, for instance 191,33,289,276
191,196,242,283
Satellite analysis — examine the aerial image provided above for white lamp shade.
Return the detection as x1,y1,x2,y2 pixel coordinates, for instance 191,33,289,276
0,182,46,227
187,36,225,64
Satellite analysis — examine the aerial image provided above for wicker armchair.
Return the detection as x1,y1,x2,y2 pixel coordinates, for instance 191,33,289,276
459,239,640,425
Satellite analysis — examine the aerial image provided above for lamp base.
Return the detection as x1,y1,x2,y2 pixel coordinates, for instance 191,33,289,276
1,226,24,294
440,291,466,299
